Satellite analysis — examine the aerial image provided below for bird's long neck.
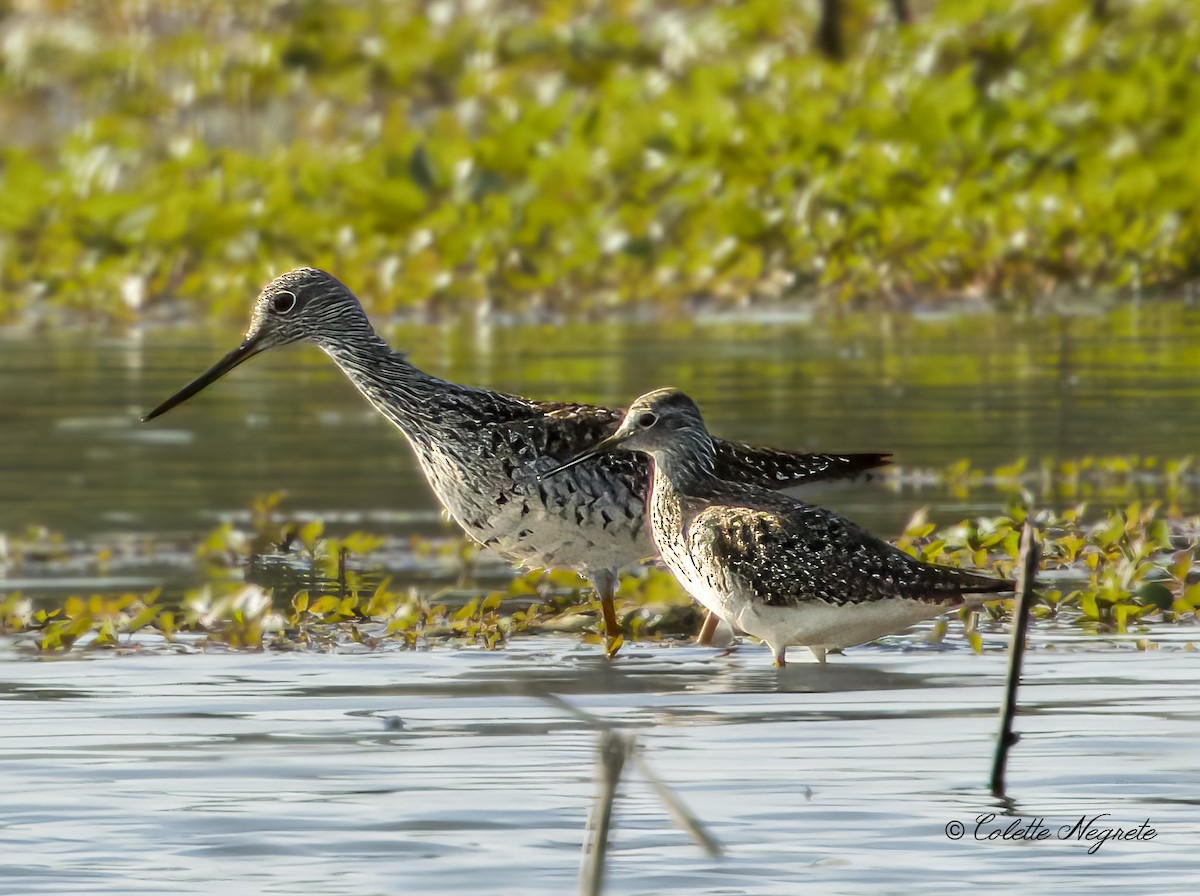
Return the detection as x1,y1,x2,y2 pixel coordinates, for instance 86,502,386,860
645,438,717,562
313,326,463,442
647,433,719,497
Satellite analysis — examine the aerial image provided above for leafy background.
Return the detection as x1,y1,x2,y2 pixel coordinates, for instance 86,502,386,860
1,0,1197,324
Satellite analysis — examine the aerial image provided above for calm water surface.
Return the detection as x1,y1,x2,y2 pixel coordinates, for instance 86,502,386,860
5,305,1200,544
3,308,1200,893
2,634,1197,895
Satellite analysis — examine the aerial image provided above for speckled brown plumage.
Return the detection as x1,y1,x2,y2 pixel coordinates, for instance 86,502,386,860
142,269,890,646
544,387,1013,665
682,487,1009,609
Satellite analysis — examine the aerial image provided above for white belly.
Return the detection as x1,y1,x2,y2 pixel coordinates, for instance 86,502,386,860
421,450,650,576
737,598,956,653
657,535,743,621
465,499,649,573
658,526,963,661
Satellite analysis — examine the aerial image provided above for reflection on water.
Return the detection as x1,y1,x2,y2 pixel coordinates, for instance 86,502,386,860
4,309,1199,893
6,305,1200,602
1,637,1197,894
4,305,1200,545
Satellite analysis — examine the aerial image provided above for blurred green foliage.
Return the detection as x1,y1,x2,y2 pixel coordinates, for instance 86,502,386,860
1,0,1198,324
4,481,1200,655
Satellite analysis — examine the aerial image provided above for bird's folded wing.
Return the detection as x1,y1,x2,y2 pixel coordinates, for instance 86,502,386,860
686,502,1006,608
713,442,891,488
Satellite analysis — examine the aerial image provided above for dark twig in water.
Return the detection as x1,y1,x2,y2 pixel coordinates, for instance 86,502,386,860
277,528,296,553
628,751,722,859
990,523,1040,797
535,695,722,896
581,731,627,896
337,546,348,600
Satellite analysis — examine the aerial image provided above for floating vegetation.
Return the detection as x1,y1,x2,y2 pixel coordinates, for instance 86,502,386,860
0,487,702,654
891,456,1200,504
1,1,1198,325
898,497,1199,637
3,462,1200,655
0,565,699,656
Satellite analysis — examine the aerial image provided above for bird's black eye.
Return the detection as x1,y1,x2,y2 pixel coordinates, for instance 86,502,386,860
271,292,296,314
637,412,657,429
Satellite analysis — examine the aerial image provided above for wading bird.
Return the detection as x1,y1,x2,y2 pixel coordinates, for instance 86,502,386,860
541,387,1012,665
143,269,890,652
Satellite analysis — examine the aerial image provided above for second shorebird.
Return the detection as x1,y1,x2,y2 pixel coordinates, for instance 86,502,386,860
142,269,889,650
541,388,1013,665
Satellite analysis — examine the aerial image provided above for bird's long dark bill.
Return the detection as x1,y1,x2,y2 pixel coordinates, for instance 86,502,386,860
537,432,630,481
140,334,265,422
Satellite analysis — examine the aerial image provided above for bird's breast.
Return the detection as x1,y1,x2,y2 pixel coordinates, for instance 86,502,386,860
412,443,650,573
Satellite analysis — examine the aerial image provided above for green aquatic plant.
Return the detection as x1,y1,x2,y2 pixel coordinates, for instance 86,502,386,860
0,545,697,655
898,497,1199,637
6,477,1200,654
894,454,1200,506
1,0,1199,324
14,589,169,652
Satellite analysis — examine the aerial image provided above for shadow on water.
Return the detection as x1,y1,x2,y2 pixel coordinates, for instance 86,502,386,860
6,306,1200,544
8,309,1200,610
1,640,1198,893
5,312,1200,892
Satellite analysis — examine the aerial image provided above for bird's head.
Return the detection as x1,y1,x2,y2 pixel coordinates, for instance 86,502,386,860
538,387,714,480
141,268,368,421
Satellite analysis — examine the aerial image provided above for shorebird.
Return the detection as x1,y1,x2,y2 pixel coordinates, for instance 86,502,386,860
142,268,889,651
540,387,1013,665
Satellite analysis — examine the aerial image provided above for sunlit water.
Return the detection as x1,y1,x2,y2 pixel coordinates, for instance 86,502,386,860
2,634,1197,895
5,305,1200,598
4,309,1200,893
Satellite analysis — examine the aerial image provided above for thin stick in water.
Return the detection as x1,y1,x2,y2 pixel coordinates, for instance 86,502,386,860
989,522,1040,797
580,731,628,896
542,693,723,894
630,751,723,859
338,546,348,599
